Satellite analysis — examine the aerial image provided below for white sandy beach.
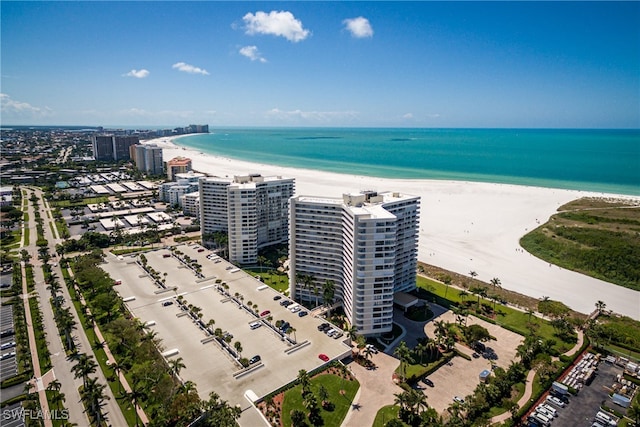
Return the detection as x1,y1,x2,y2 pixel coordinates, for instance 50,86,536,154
149,137,639,319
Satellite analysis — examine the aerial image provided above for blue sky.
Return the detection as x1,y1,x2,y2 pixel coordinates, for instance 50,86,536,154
1,1,639,128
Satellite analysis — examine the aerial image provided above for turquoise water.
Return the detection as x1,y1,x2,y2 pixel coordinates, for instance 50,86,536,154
175,128,640,196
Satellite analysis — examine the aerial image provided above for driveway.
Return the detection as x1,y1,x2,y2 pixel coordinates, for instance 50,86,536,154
341,351,403,427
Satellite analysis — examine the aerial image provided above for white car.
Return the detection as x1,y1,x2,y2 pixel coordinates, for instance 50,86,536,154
249,322,262,330
365,344,379,354
540,403,558,417
595,411,617,426
545,395,566,408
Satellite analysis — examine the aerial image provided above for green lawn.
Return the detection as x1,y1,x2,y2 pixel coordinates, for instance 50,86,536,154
373,405,408,427
281,373,359,427
50,197,109,208
246,268,289,293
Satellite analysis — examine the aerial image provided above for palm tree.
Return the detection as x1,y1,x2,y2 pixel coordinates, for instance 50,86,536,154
433,320,448,347
206,318,215,333
442,274,453,298
363,345,374,363
233,341,243,359
347,325,359,344
323,279,335,316
469,270,478,281
51,391,66,410
82,377,109,425
297,369,311,395
111,361,123,392
121,382,146,427
393,341,412,381
317,384,331,409
595,300,606,313
46,379,62,393
71,353,97,388
414,341,428,365
291,409,306,426
169,357,186,380
470,286,487,311
458,289,469,306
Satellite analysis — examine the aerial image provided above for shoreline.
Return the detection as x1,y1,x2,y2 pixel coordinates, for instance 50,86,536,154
147,136,640,318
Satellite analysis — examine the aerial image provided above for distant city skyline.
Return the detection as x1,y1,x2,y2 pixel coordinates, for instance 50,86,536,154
1,1,639,128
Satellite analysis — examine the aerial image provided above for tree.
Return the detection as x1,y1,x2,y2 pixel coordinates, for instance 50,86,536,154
169,357,186,380
469,270,478,283
121,382,146,427
442,274,453,298
595,300,606,313
356,335,366,356
347,325,359,344
464,324,492,345
323,279,335,316
71,353,97,388
393,341,412,381
317,384,331,409
233,341,243,359
291,409,306,427
297,369,311,395
458,289,469,305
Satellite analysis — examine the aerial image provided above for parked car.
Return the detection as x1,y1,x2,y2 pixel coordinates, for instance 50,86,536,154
545,395,566,408
249,355,261,364
290,306,301,313
453,396,465,404
422,378,434,387
162,301,173,306
249,322,262,330
318,354,329,362
298,311,308,317
317,323,330,331
260,310,271,317
273,295,282,301
365,344,379,354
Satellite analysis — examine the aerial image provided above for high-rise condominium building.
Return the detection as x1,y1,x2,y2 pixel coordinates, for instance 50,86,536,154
134,144,164,175
91,135,139,161
199,174,295,265
166,157,192,181
289,191,420,336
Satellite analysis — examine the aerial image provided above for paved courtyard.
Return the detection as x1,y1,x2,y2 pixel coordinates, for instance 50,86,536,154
397,305,524,414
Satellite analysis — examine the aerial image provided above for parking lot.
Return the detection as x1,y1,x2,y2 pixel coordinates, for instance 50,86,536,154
539,360,625,427
101,244,351,413
0,305,17,382
416,308,524,413
1,403,26,427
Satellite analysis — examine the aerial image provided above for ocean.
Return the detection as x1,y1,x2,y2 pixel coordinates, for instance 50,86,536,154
175,128,640,196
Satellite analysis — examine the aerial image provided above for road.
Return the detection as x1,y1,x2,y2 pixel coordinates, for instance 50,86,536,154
22,187,127,426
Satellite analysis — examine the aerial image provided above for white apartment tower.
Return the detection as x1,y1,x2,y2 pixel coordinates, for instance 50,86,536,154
199,174,295,265
289,191,420,336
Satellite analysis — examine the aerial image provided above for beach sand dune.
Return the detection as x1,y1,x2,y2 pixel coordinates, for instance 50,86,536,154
151,137,639,318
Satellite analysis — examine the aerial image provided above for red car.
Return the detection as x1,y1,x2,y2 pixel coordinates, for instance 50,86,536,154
260,310,270,317
318,354,329,362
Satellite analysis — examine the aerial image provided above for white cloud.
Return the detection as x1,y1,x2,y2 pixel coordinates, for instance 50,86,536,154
0,93,52,117
123,69,150,78
403,113,414,119
239,46,267,63
172,62,210,75
343,17,373,38
243,10,310,42
266,108,358,123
